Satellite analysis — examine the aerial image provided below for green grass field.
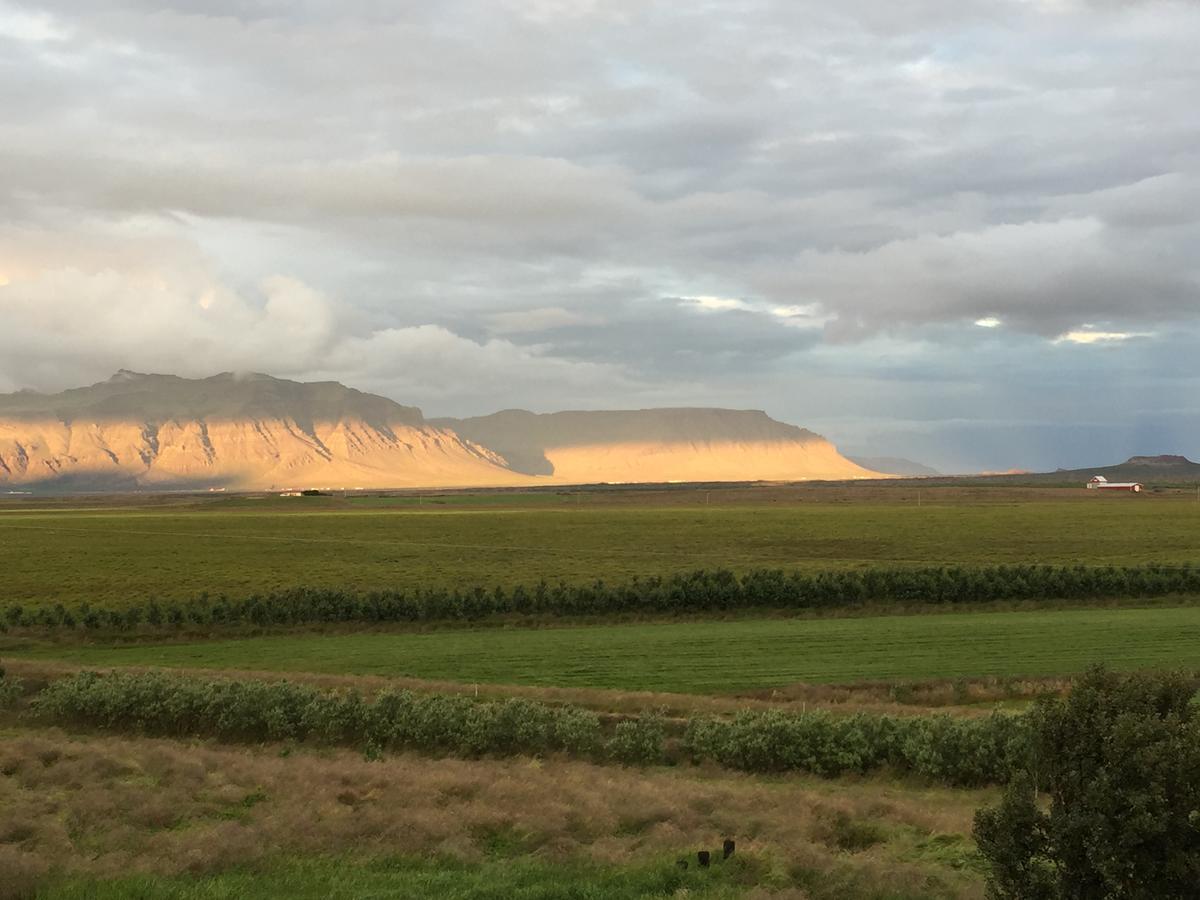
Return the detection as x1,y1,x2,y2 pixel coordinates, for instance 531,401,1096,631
16,605,1200,692
3,489,1197,607
7,487,1197,900
40,855,753,900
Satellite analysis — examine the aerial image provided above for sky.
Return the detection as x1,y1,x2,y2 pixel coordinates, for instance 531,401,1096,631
1,0,1198,473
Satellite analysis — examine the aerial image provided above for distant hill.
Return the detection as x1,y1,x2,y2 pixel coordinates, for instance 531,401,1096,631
431,408,879,484
1,373,881,492
848,456,941,477
1050,455,1200,484
900,455,1200,487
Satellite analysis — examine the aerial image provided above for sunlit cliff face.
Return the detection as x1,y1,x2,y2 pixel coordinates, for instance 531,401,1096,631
0,416,529,491
0,374,879,492
537,440,878,485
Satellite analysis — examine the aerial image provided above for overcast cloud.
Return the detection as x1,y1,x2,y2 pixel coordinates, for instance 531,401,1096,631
1,0,1198,472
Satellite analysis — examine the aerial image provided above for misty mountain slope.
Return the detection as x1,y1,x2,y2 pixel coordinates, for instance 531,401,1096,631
0,372,527,491
433,408,879,483
848,456,941,477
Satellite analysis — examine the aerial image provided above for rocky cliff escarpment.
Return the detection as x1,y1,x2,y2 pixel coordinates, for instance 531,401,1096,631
0,372,525,491
0,373,882,491
433,407,879,484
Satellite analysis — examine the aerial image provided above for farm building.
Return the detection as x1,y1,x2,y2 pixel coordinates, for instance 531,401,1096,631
1086,475,1143,493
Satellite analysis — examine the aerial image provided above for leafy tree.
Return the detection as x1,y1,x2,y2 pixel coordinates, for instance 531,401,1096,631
974,666,1200,899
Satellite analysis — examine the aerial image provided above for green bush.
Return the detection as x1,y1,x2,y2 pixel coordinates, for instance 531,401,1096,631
685,708,1029,786
607,714,666,765
7,563,1200,634
30,672,605,761
24,670,1087,789
0,667,22,710
974,667,1200,898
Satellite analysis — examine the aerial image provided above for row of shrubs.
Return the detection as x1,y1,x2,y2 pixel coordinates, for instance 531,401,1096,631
683,709,1031,785
29,670,663,763
6,563,1200,633
31,670,1030,785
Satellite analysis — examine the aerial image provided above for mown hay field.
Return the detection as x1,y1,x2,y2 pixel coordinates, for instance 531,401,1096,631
14,605,1200,693
2,488,1197,607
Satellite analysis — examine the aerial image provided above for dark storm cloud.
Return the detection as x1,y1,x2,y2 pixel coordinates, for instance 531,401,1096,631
2,0,1199,467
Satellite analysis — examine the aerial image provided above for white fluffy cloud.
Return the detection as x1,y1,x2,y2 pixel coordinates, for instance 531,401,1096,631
0,263,634,411
2,0,1200,466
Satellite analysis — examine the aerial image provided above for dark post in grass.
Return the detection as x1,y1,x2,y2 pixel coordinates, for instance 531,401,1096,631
697,850,710,867
723,838,736,859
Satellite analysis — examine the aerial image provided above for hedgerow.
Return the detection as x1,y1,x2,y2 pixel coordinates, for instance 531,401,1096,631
4,563,1199,634
682,708,1032,786
31,670,1034,785
30,671,607,760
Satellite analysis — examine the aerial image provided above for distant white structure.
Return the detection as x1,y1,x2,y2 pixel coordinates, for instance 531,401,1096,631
279,491,303,497
1086,475,1143,493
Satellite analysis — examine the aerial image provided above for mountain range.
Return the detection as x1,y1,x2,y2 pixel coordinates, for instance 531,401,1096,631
0,372,881,492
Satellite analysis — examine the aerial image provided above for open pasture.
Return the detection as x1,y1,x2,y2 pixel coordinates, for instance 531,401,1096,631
2,486,1197,607
0,726,985,900
15,605,1200,693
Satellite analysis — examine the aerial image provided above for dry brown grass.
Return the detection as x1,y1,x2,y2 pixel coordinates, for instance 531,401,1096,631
740,675,1072,711
0,724,989,897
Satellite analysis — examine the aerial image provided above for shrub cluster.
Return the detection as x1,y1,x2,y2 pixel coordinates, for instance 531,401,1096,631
31,671,609,759
974,667,1200,898
684,708,1031,786
32,670,1034,784
5,563,1200,633
0,661,22,710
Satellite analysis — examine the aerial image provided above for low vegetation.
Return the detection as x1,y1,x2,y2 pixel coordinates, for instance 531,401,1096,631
26,669,1032,786
6,563,1200,636
30,671,611,761
684,710,1031,785
36,855,757,900
0,662,22,709
0,727,986,899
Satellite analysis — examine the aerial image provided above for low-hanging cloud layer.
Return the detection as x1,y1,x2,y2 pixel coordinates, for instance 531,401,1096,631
1,0,1198,472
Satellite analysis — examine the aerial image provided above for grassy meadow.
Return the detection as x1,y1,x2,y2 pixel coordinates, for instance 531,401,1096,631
14,605,1200,692
0,726,987,900
40,857,756,900
2,486,1197,607
4,484,1197,898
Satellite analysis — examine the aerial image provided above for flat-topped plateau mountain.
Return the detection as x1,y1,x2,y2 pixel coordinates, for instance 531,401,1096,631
0,372,525,491
0,372,880,492
433,408,879,484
